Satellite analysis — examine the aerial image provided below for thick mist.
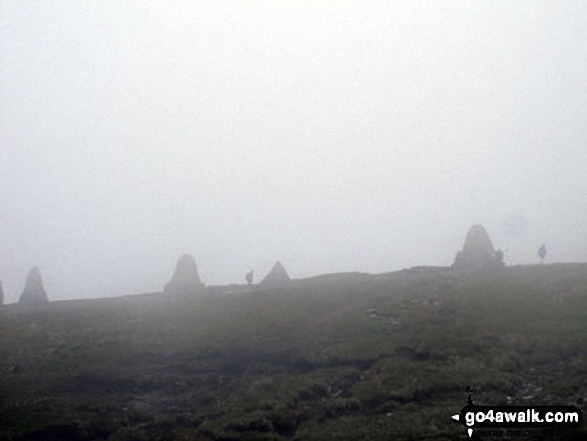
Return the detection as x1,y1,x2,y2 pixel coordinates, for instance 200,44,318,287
1,2,586,302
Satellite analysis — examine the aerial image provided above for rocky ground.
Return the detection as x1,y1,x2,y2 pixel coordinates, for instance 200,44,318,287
1,264,586,440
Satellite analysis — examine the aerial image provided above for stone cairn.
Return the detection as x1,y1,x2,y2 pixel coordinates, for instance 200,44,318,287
260,261,291,285
164,254,205,296
452,224,504,270
19,266,49,305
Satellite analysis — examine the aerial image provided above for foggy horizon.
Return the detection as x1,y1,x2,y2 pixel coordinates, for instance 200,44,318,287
1,1,586,303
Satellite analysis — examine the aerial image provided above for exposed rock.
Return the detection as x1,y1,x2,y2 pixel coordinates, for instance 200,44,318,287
164,254,205,296
260,262,290,285
19,266,49,305
452,224,504,270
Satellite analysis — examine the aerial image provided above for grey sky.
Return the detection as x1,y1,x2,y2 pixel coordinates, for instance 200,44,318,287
1,1,586,302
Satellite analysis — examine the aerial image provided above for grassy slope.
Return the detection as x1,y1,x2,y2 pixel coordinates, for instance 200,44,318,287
1,264,586,440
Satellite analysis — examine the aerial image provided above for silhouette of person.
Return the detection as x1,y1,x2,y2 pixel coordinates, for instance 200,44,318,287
495,249,504,263
538,244,547,263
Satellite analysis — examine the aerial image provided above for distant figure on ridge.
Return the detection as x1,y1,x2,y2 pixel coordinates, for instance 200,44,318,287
0,280,4,306
495,249,504,264
538,244,547,264
19,266,49,306
245,270,254,285
260,261,290,286
452,225,505,270
164,254,205,296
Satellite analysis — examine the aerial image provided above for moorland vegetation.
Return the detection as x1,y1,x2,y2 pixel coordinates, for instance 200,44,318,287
1,263,587,440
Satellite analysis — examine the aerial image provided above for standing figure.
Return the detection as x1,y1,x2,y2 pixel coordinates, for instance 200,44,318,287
538,244,547,264
495,249,504,264
0,280,3,306
245,271,254,286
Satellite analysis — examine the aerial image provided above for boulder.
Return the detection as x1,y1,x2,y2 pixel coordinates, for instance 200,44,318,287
452,225,504,270
164,254,205,296
19,266,49,305
260,261,290,285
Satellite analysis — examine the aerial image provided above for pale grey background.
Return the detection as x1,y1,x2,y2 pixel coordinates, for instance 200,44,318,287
1,1,586,302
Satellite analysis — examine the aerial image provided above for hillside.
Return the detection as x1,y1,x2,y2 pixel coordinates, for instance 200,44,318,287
1,264,587,440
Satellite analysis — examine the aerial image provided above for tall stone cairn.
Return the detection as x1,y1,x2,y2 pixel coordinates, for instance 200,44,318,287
260,261,291,285
452,224,505,270
164,254,205,296
19,266,49,305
